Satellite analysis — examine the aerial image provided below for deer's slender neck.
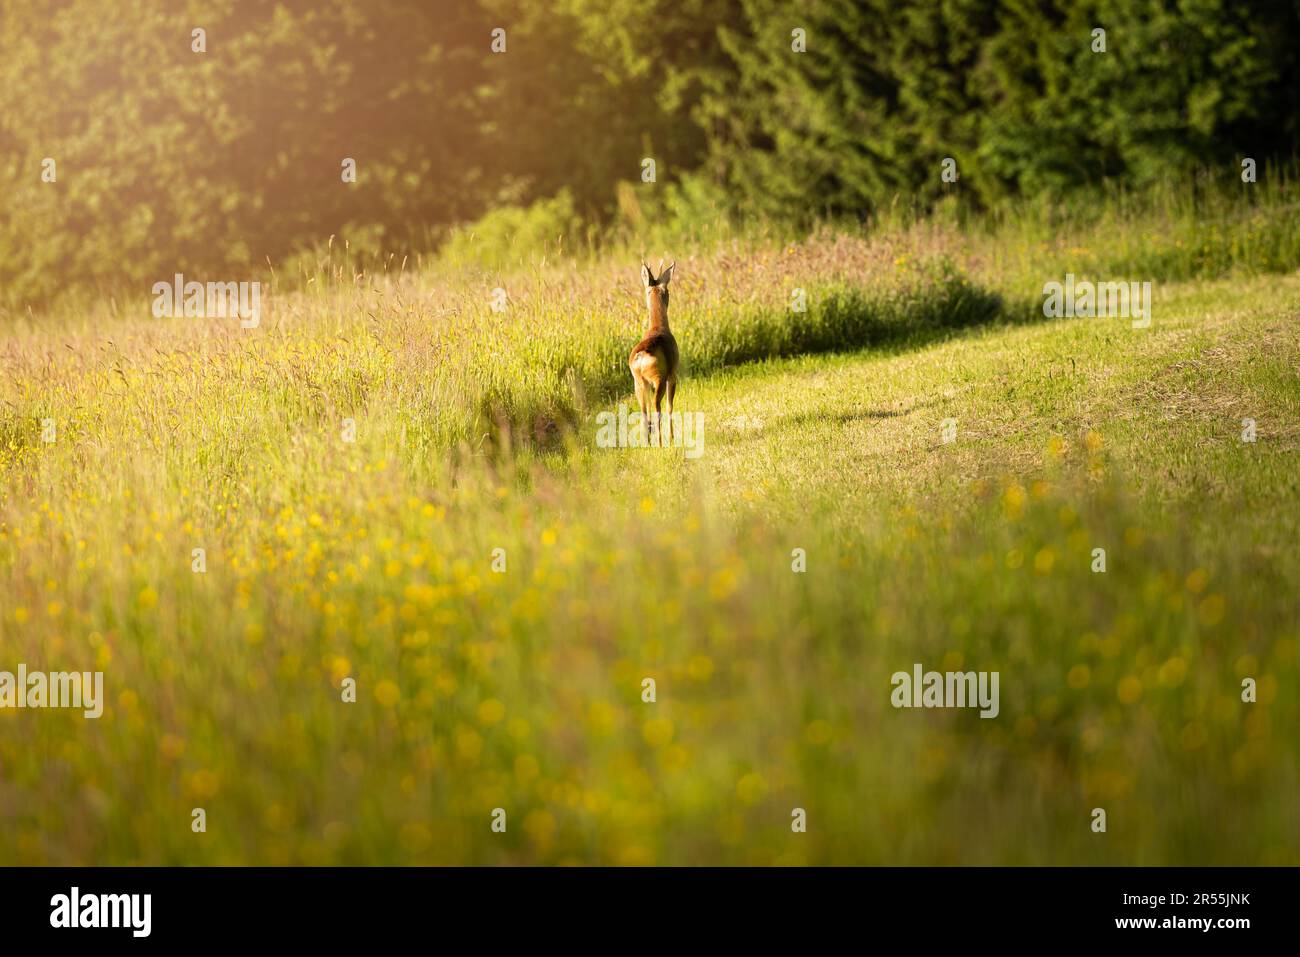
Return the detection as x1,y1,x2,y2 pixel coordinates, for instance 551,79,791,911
647,292,670,332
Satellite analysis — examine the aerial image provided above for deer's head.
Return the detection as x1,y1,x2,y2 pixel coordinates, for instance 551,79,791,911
641,259,675,321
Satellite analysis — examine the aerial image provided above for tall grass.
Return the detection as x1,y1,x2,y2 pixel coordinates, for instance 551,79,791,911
2,271,1296,863
2,184,1298,864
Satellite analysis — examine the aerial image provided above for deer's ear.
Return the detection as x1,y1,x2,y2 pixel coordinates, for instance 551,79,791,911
641,263,656,287
658,262,675,287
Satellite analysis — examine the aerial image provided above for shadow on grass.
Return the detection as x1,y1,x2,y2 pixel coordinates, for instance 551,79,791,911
481,270,1043,456
790,405,924,428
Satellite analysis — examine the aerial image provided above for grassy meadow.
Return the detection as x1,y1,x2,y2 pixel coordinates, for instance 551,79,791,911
1,190,1299,865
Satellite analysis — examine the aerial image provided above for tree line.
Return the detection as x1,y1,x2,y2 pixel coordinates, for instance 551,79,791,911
2,0,1296,306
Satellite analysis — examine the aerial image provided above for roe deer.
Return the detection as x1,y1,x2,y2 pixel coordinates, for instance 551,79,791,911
629,260,679,446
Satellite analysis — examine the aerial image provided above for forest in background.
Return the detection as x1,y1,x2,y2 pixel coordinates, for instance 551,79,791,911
2,0,1299,308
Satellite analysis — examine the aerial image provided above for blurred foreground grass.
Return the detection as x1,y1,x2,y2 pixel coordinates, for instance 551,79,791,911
0,216,1297,863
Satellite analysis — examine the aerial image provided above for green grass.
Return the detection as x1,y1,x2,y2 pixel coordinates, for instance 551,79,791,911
1,210,1298,863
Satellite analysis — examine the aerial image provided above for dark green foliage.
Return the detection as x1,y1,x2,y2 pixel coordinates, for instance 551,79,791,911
2,0,1297,308
704,0,1299,220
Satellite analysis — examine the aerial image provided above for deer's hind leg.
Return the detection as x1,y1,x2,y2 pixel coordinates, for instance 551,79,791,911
633,372,650,443
654,378,669,447
665,378,676,445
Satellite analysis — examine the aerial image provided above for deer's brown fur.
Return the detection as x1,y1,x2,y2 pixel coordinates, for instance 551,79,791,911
629,261,678,445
